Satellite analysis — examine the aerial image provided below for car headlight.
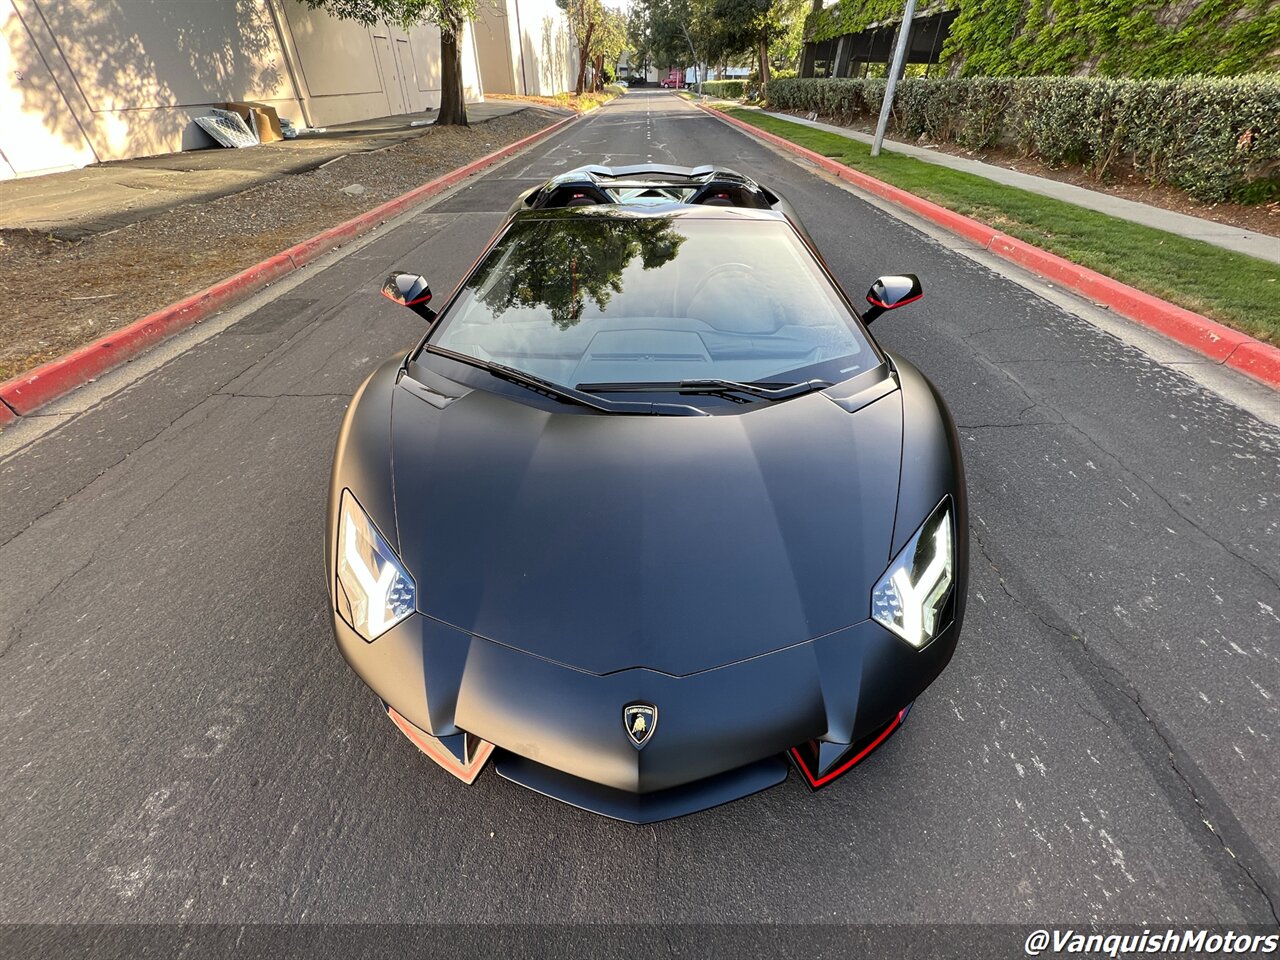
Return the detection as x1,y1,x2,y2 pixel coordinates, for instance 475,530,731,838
335,490,416,642
871,499,954,648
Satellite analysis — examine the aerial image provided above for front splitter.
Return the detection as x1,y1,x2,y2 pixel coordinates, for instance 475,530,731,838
494,751,789,824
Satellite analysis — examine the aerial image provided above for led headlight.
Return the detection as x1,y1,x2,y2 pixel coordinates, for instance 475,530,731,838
871,499,954,648
335,490,416,642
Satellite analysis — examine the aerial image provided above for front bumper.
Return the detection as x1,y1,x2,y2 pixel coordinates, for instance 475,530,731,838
333,611,959,821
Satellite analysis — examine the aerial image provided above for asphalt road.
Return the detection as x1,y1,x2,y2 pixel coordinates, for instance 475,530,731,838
2,90,1278,942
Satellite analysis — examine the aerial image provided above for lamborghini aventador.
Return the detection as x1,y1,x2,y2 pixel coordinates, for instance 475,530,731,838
326,164,968,822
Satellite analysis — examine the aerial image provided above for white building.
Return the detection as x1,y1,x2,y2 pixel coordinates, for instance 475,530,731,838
472,0,575,97
1,0,572,179
615,50,658,84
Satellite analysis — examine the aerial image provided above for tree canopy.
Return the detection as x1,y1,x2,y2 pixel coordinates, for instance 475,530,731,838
591,7,629,84
628,0,806,92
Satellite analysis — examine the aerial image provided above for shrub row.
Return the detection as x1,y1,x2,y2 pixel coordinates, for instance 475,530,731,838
701,80,748,100
767,75,1280,202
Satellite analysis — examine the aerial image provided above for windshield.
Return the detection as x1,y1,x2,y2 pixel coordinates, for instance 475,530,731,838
428,212,876,388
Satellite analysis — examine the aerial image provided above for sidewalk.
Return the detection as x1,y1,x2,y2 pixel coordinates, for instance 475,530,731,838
747,106,1280,266
0,105,566,397
0,101,545,240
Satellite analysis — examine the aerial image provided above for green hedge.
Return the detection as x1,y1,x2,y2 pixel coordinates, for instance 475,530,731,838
808,0,924,44
948,0,1280,77
701,80,748,99
767,75,1280,202
806,0,1280,77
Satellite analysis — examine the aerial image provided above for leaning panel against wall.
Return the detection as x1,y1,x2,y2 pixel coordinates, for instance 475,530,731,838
4,0,299,168
1,0,487,175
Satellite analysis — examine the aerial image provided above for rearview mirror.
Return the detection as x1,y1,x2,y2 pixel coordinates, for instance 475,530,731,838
862,274,922,324
381,272,435,320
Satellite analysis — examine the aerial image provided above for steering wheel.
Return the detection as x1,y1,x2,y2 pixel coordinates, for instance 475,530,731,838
685,262,756,313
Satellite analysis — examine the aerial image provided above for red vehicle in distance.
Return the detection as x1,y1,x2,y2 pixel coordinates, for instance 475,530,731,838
660,70,685,89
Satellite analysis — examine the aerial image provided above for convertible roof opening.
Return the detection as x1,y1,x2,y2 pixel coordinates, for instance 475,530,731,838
520,164,779,211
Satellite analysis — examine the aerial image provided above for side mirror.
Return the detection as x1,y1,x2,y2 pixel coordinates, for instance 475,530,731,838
381,272,435,320
862,274,922,324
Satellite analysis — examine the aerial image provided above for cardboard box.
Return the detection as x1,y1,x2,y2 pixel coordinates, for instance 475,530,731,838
215,101,284,144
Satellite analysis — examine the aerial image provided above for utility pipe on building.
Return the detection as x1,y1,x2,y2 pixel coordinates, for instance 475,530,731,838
870,0,916,157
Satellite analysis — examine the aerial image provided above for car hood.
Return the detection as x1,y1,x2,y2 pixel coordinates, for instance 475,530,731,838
389,373,903,676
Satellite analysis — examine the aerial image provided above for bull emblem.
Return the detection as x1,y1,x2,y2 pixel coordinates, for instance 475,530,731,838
623,703,657,749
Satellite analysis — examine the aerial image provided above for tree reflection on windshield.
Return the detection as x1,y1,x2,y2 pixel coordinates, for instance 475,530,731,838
472,213,685,330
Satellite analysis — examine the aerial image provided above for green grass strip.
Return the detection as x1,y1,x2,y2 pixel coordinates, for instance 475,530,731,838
719,106,1280,344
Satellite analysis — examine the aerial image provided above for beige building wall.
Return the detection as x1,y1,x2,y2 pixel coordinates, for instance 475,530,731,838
0,0,485,179
474,0,574,97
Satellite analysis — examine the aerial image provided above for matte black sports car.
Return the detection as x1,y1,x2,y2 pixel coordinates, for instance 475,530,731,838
327,164,967,822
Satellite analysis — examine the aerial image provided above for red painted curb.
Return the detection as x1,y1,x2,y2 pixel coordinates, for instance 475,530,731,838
701,103,1280,390
0,111,579,420
1,252,298,416
986,233,1252,362
1226,339,1280,383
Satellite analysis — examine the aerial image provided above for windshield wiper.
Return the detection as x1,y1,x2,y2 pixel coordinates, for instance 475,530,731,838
679,378,831,400
424,346,708,416
427,345,615,412
578,378,832,402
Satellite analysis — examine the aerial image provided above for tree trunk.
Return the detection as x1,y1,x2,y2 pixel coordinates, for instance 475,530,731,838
437,18,468,126
758,38,770,100
575,21,594,95
593,54,604,91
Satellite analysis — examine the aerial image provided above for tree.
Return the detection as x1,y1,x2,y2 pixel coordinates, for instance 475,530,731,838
769,0,809,74
559,0,606,95
590,8,628,91
707,0,805,97
299,0,475,126
625,9,651,78
631,0,700,76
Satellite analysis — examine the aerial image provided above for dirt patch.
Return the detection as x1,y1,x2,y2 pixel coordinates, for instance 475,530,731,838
0,109,559,383
776,110,1280,239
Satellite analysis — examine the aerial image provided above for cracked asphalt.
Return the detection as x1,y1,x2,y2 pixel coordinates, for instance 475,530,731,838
2,90,1278,940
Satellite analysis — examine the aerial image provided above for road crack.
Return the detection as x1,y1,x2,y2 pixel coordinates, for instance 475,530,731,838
0,397,284,661
1056,420,1280,595
974,530,1280,924
0,396,224,552
216,392,351,399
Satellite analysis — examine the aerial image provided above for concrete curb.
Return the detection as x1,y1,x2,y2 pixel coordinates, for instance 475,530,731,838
0,112,579,419
699,103,1280,390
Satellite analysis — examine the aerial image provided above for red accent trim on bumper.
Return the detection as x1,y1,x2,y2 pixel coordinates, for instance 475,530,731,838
387,708,495,785
789,707,908,788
